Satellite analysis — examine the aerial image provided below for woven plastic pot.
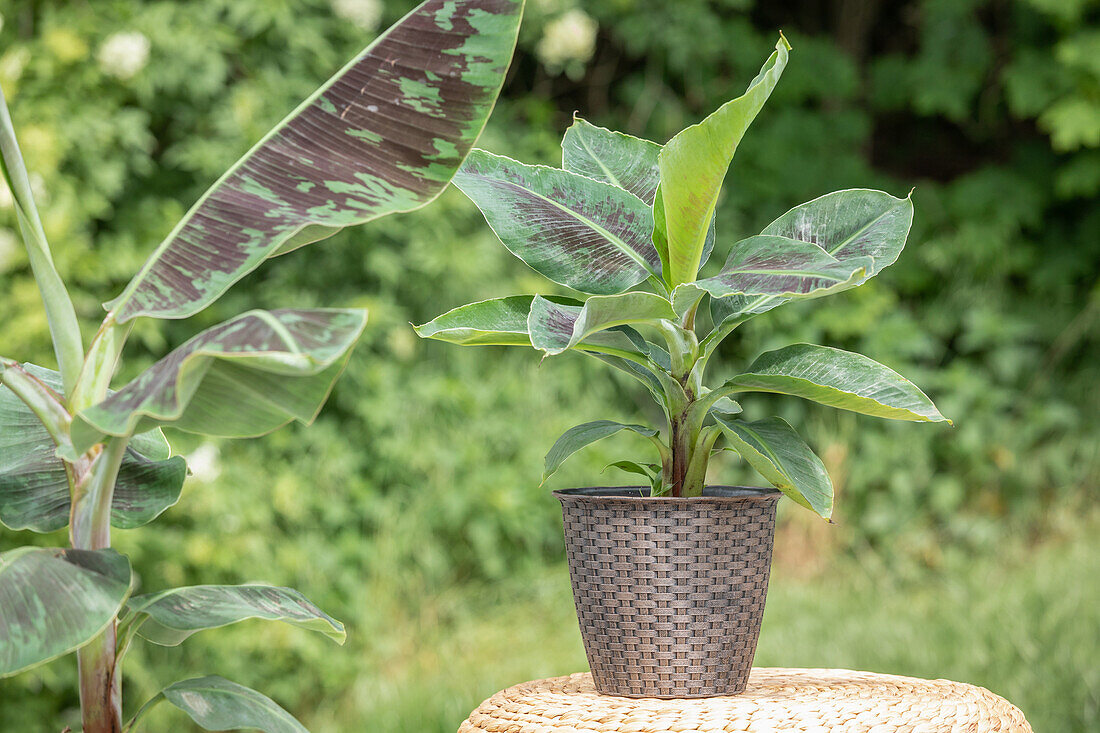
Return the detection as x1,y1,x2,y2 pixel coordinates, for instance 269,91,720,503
554,486,781,699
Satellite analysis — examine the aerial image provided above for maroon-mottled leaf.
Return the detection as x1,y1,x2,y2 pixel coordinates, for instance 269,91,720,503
71,309,367,453
453,149,660,294
561,116,662,204
527,292,674,355
0,364,186,532
107,0,524,323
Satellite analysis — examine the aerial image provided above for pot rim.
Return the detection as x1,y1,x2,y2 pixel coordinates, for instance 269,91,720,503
553,485,781,503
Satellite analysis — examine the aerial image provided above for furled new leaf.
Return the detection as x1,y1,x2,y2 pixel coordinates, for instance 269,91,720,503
527,292,675,356
561,116,662,204
132,676,307,733
126,585,345,647
0,547,131,677
453,149,660,294
71,309,367,453
544,420,660,482
724,344,949,423
713,414,833,518
106,0,524,323
659,35,790,286
0,364,186,532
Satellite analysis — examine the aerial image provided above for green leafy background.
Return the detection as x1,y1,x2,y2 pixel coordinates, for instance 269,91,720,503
0,0,1096,731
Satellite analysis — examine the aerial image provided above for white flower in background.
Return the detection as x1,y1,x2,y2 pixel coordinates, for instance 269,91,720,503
536,9,598,70
187,443,221,484
0,228,18,274
97,31,150,80
332,0,383,31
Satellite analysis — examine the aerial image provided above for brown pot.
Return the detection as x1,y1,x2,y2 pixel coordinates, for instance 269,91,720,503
554,486,780,698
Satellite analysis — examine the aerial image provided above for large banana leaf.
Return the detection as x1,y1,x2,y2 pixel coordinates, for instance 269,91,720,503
0,364,186,532
453,149,660,294
560,117,662,204
106,0,524,323
131,676,307,733
0,547,132,677
658,35,790,287
725,344,949,423
714,414,833,519
71,309,367,453
126,585,344,647
527,292,674,356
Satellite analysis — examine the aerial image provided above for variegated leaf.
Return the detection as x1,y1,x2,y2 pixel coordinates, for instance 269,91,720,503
724,343,949,423
561,116,661,204
659,35,790,286
134,676,307,733
453,149,660,294
126,585,345,647
675,235,871,303
0,364,186,532
714,414,833,518
107,0,524,322
527,292,675,356
0,547,132,677
71,309,367,453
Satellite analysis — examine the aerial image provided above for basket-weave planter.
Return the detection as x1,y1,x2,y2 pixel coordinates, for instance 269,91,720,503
555,486,780,698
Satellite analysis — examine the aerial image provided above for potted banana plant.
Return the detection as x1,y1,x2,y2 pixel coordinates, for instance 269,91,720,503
0,1,523,731
416,35,950,698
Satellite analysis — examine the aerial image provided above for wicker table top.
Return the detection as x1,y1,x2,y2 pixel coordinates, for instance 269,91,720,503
458,670,1032,732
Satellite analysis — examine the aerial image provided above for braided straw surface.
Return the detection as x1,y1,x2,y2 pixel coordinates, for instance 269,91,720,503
458,670,1032,733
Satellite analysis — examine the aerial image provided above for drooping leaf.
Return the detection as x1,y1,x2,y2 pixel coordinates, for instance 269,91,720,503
453,148,660,294
71,309,367,453
676,235,871,303
0,547,131,677
135,676,307,733
106,0,525,323
659,35,790,286
527,292,675,356
544,420,659,482
561,116,662,204
761,189,914,279
126,585,345,647
724,344,949,423
603,460,660,482
0,364,186,532
713,414,833,519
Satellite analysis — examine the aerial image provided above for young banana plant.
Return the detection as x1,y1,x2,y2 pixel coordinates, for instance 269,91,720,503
417,35,950,513
0,2,524,731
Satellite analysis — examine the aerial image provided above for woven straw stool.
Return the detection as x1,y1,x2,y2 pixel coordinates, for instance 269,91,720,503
458,670,1032,732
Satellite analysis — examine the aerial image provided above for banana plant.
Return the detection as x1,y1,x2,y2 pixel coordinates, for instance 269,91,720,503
417,35,950,515
0,1,523,731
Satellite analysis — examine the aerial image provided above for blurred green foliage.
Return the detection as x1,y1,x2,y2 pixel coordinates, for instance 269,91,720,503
0,0,1097,730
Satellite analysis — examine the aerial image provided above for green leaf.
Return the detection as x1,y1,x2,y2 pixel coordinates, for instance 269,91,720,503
676,235,871,302
527,292,675,356
761,188,914,280
72,309,367,453
0,364,186,532
0,547,132,677
603,460,660,482
135,676,307,733
453,149,660,294
107,0,525,323
126,585,345,647
702,188,915,338
713,415,833,519
725,344,949,423
561,116,662,204
659,35,790,286
543,419,659,482
413,295,651,362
